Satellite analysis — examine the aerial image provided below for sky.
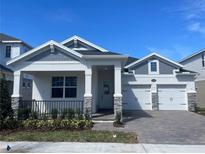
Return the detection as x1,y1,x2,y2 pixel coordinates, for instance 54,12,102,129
1,0,205,61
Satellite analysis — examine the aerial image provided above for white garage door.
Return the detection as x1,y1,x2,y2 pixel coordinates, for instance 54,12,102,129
158,85,187,110
123,85,152,110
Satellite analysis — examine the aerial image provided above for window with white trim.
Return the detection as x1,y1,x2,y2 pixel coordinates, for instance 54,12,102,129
52,77,64,98
151,62,157,72
5,46,11,58
65,77,77,98
51,76,77,98
149,60,159,74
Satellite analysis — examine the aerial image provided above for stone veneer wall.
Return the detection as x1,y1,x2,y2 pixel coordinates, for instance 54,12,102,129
152,93,158,111
11,97,22,118
188,93,197,112
83,96,92,117
114,96,122,121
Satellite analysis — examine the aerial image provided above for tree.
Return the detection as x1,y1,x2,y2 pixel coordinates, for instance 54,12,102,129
0,79,13,124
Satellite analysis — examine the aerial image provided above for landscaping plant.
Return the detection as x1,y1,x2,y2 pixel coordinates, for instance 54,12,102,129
0,79,13,128
113,112,123,127
51,108,58,119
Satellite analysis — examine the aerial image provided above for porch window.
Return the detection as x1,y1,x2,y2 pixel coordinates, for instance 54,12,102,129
52,77,64,98
51,76,77,98
65,77,77,98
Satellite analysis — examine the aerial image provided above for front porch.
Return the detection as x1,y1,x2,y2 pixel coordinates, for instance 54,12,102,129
11,65,123,120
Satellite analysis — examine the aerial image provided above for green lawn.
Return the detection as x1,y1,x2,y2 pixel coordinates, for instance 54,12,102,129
0,130,138,143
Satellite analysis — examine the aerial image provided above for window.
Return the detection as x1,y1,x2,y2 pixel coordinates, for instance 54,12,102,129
52,77,64,98
151,62,157,72
149,60,159,74
202,53,205,67
65,77,77,98
51,76,77,98
5,46,11,58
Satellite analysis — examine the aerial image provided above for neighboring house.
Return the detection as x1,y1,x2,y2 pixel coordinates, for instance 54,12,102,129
180,49,205,108
7,35,197,119
0,33,33,99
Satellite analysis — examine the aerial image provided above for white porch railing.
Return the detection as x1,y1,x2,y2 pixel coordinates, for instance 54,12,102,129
19,100,83,117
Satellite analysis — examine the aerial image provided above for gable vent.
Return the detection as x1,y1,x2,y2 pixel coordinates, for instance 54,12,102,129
50,44,55,53
74,39,78,48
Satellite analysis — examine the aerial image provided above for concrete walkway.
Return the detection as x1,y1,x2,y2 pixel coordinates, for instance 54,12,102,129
1,142,205,153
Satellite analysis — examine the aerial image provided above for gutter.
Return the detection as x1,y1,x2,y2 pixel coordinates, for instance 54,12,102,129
82,55,128,59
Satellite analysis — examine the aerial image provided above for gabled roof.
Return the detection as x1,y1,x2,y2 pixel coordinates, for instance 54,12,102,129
125,56,139,66
179,48,205,63
7,40,83,65
75,50,120,55
0,64,13,73
0,33,20,41
125,52,184,68
61,35,108,52
0,33,32,49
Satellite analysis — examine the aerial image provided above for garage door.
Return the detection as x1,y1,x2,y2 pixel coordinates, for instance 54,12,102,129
123,85,152,110
158,85,187,110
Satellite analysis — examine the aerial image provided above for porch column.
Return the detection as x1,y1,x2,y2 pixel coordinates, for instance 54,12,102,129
11,71,23,118
84,67,92,118
114,65,122,121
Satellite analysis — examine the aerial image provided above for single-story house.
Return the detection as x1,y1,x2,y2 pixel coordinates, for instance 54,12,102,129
7,35,197,119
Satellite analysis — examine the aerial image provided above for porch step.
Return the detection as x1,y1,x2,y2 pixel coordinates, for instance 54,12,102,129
92,120,114,123
92,112,114,122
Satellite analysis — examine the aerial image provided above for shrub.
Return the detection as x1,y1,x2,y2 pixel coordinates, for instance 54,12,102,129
51,109,58,119
76,108,83,120
21,119,93,130
0,79,13,124
67,108,75,119
113,112,123,127
18,108,31,120
0,119,20,130
42,113,48,120
31,111,38,119
61,108,68,119
115,112,122,124
84,109,91,120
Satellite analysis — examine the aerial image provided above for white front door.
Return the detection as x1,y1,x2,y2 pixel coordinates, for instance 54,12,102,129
123,85,152,110
158,85,187,110
99,80,114,109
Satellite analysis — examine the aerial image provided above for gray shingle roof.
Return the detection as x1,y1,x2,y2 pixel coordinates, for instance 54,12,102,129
75,50,121,55
125,56,139,66
0,64,13,73
0,33,32,49
75,50,138,65
0,33,20,41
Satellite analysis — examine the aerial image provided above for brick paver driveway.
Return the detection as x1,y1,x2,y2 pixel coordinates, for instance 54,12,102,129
93,111,205,144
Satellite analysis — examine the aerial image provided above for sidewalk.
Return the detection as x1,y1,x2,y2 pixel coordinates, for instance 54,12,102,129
1,142,205,153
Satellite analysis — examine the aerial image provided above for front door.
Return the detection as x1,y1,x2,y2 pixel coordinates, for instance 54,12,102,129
99,80,113,109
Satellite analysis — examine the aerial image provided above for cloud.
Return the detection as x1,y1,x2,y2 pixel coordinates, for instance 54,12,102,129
45,8,75,23
187,22,205,34
147,45,193,61
164,0,205,35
